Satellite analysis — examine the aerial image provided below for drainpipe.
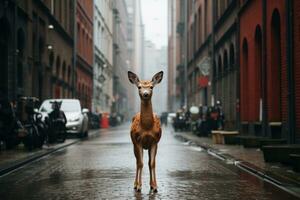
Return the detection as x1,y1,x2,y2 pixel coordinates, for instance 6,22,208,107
262,0,268,137
183,0,188,108
72,0,77,98
286,0,295,144
211,0,215,107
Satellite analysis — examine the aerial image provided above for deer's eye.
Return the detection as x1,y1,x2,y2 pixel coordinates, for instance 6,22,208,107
138,86,141,89
150,86,153,89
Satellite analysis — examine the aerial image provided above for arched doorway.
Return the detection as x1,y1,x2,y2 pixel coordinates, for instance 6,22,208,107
241,38,249,121
0,17,10,96
230,44,235,68
223,50,229,123
17,28,25,91
38,37,45,99
55,56,61,98
254,25,263,121
229,43,235,125
269,9,281,122
62,61,66,97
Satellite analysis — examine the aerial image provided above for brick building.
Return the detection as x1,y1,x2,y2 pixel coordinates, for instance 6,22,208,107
212,0,239,130
0,0,74,101
291,0,300,142
76,0,93,110
186,0,213,108
239,0,289,139
168,0,300,143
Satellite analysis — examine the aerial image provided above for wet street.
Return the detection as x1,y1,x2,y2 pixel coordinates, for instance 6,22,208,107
0,124,297,200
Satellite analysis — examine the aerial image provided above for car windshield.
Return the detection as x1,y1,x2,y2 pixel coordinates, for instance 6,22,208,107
40,100,81,113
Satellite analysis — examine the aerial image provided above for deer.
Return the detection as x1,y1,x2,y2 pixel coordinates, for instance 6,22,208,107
128,71,163,193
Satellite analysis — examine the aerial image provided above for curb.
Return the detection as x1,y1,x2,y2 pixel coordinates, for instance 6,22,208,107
0,129,101,177
0,139,80,177
174,132,300,199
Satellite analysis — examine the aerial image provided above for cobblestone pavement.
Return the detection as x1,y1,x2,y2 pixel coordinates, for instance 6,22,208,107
0,124,297,200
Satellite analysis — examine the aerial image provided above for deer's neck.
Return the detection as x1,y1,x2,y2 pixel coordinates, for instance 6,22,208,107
140,100,154,130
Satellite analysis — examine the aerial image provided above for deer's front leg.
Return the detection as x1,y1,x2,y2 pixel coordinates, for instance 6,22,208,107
149,144,158,192
133,144,143,192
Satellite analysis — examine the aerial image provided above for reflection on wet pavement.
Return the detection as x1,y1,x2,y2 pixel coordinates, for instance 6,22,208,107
0,125,298,199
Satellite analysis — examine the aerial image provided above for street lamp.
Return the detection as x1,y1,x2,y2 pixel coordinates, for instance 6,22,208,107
48,24,54,30
47,45,53,50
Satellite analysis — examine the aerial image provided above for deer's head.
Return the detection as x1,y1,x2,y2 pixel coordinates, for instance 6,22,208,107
128,71,163,101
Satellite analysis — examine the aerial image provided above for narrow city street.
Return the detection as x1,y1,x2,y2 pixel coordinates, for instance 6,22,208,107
0,124,296,200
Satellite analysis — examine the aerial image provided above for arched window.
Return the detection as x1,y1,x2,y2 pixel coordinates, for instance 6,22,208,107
49,52,54,67
229,43,235,68
17,29,25,58
218,55,222,78
213,60,217,79
17,28,25,88
68,66,71,83
269,9,282,121
77,23,81,51
254,25,263,121
242,38,249,120
38,37,45,61
223,50,228,73
62,61,66,81
56,56,61,77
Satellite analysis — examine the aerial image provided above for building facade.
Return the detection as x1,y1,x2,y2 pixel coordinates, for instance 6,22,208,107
167,0,185,111
126,0,144,114
186,0,213,108
112,0,132,119
239,0,288,139
0,0,74,101
93,0,114,113
76,0,93,110
168,0,300,143
212,0,239,130
143,41,168,115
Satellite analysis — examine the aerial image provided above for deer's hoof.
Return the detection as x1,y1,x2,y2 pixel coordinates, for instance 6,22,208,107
150,186,158,193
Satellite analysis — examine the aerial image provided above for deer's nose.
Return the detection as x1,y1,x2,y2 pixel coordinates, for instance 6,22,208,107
143,93,149,98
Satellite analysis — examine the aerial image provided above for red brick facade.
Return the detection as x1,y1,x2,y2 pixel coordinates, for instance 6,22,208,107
239,0,288,125
293,0,300,140
239,0,263,122
76,0,93,110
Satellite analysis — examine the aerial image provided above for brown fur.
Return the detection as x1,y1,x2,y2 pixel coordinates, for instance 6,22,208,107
128,71,163,192
130,113,161,149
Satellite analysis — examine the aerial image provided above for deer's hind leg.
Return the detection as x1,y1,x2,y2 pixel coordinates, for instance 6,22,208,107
133,144,143,192
148,144,158,192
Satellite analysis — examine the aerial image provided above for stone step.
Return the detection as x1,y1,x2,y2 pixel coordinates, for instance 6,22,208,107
262,145,300,164
289,154,300,172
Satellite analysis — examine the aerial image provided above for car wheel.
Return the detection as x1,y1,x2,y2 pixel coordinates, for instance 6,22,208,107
84,131,88,137
78,132,85,138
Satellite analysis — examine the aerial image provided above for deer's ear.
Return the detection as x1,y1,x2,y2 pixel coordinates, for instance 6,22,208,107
128,71,140,85
152,71,163,86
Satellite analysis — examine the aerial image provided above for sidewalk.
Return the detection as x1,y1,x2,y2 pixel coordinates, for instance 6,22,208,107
0,129,100,176
172,129,300,198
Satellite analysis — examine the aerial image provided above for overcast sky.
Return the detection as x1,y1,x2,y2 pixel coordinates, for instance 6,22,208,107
141,0,168,49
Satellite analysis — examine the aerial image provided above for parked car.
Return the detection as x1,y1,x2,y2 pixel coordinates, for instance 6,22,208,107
167,113,176,125
39,99,89,138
